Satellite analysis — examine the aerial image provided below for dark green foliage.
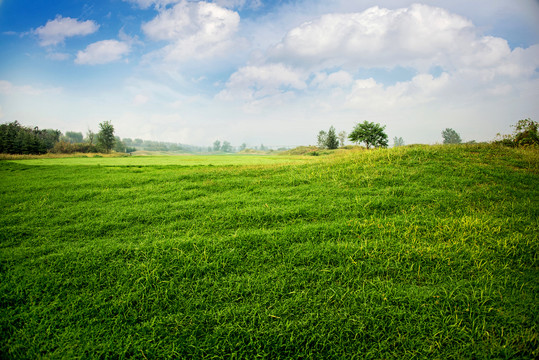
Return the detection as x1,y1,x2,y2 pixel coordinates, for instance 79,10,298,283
442,128,462,144
97,121,115,153
514,118,539,146
1,145,538,358
348,121,389,149
0,121,60,154
494,118,539,148
317,127,340,149
326,126,339,149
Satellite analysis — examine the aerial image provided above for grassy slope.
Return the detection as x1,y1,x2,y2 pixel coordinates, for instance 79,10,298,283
0,145,538,359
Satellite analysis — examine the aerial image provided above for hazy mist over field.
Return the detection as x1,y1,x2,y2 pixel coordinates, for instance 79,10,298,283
0,0,538,146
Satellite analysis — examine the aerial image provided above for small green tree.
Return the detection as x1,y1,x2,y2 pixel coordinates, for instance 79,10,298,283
317,130,327,149
325,126,339,149
442,128,462,144
86,129,95,145
97,120,115,153
213,140,221,152
113,136,126,153
338,131,346,147
348,121,388,149
393,136,405,147
221,141,232,152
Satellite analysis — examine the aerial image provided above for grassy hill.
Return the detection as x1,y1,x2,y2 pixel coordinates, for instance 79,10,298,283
1,144,537,359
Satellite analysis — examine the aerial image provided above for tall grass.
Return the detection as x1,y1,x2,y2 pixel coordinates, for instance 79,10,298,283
1,144,537,359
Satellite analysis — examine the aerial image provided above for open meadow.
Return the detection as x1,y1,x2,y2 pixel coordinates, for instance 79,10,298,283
1,145,538,359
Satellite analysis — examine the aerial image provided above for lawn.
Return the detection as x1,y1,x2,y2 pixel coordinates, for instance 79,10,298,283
1,145,537,359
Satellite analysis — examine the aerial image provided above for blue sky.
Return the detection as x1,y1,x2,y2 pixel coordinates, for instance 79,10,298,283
1,0,538,147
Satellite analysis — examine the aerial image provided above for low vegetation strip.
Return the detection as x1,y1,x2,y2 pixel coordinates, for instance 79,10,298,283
1,144,538,359
6,154,312,167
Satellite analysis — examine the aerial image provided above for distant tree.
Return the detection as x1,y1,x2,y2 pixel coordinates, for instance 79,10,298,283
65,131,83,143
114,136,126,153
393,136,405,147
213,140,221,152
85,129,95,145
348,121,389,149
260,144,267,151
134,138,144,147
338,131,346,147
221,141,232,152
240,143,247,151
325,126,339,149
97,120,115,153
442,128,462,144
317,130,327,149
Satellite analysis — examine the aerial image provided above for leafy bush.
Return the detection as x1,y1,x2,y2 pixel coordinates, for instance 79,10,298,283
494,118,538,147
514,118,539,146
50,141,99,154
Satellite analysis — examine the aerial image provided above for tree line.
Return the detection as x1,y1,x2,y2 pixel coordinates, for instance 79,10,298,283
0,120,117,155
316,118,537,150
2,118,536,156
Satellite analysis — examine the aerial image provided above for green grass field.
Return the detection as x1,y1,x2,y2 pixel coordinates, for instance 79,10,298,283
1,145,538,359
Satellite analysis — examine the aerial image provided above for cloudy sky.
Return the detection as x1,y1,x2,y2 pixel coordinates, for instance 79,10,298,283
1,0,538,147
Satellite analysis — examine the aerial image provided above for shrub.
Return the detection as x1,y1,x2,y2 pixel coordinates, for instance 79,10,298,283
494,118,538,147
51,141,99,154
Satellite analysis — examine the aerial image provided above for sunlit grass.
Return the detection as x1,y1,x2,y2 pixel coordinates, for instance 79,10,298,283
7,154,313,167
1,144,537,358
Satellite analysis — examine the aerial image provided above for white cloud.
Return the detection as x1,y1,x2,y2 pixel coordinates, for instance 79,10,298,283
219,3,538,114
311,70,354,89
33,15,99,46
345,73,451,109
269,4,476,70
218,63,307,101
269,2,535,75
142,1,240,62
75,40,130,65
